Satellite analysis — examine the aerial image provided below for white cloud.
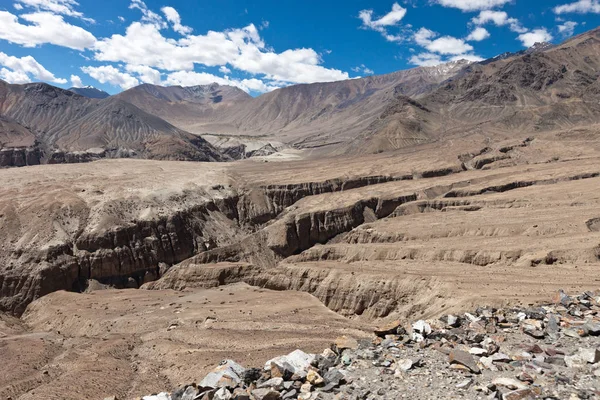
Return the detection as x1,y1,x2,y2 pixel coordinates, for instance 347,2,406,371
450,54,484,62
359,3,407,28
81,65,139,89
414,27,437,46
125,64,162,84
351,64,374,75
413,28,474,55
471,10,527,33
359,3,407,42
428,37,474,54
0,51,66,84
219,65,231,74
466,27,490,41
554,0,600,14
435,0,512,11
14,0,94,22
94,22,349,85
0,68,30,84
517,28,553,47
409,52,442,66
0,11,96,50
161,6,192,35
558,21,578,36
70,74,83,87
118,16,125,22
14,3,24,10
129,0,166,28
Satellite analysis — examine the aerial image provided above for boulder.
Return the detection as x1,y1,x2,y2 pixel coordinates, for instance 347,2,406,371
200,360,246,389
264,350,315,375
449,350,480,374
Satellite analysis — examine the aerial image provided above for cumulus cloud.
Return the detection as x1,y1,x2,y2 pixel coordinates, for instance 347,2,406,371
410,27,482,66
558,21,578,36
359,3,407,42
70,74,83,87
409,52,443,67
554,0,600,14
161,6,192,35
125,64,162,84
471,10,527,33
466,27,490,41
413,28,474,55
81,65,139,89
0,11,96,50
14,0,94,22
219,66,231,74
129,0,166,28
517,28,553,47
93,22,349,85
0,51,66,84
435,0,512,11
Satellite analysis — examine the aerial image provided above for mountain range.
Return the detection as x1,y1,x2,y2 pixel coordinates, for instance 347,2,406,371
1,26,600,165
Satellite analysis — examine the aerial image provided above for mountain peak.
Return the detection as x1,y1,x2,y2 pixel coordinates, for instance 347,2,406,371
68,86,110,99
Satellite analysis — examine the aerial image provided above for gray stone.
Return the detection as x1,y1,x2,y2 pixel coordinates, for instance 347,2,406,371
258,377,284,391
449,350,480,374
251,388,281,400
281,389,297,400
583,321,600,336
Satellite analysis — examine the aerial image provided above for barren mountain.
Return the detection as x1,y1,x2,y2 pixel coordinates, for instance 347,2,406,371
68,85,110,99
115,83,252,129
0,80,225,164
117,61,470,151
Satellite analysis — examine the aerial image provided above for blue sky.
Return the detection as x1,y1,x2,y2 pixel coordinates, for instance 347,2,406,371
0,0,598,95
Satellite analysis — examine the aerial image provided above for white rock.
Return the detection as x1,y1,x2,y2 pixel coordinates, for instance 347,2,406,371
396,359,413,372
469,348,488,356
142,393,171,400
492,377,528,390
565,354,587,369
214,387,232,400
264,349,316,374
456,378,473,389
578,348,600,364
465,313,481,323
199,359,246,388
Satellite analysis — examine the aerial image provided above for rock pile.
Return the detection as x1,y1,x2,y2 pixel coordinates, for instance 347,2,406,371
130,290,600,400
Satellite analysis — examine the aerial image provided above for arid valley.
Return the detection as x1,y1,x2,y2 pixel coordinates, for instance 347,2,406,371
1,4,600,399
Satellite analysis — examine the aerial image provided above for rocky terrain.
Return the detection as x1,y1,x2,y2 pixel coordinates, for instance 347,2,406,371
128,290,600,400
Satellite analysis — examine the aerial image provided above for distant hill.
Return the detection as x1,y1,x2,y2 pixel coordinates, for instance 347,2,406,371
0,80,225,164
68,86,110,99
